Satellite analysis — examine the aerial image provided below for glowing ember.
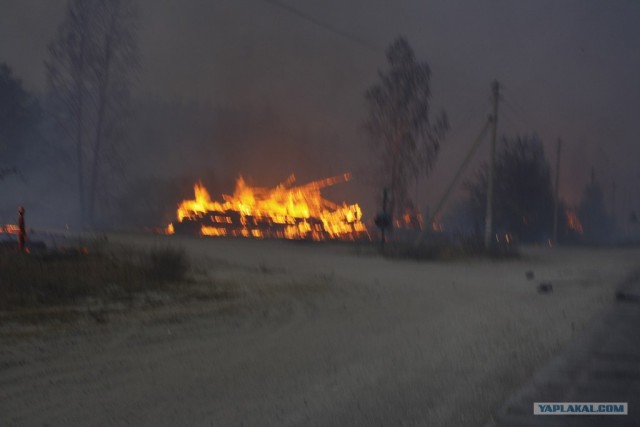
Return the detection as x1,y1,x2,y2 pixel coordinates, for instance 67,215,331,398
0,224,20,235
393,207,423,230
566,209,584,234
169,173,368,240
165,223,175,235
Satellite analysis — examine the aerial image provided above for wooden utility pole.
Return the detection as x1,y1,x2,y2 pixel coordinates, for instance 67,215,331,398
413,119,492,247
18,206,26,253
484,80,500,250
553,138,562,244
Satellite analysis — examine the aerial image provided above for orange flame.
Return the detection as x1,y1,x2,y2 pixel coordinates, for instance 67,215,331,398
566,209,584,234
0,224,20,235
394,208,424,230
170,174,367,240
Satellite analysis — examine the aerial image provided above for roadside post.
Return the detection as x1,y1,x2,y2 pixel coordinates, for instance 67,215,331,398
18,206,26,252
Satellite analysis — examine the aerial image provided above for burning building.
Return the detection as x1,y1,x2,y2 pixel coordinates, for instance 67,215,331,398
168,173,368,241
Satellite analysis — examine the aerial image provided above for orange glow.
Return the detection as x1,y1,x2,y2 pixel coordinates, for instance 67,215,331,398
566,210,584,234
165,223,175,235
0,224,19,235
170,173,368,240
395,208,423,230
201,226,227,237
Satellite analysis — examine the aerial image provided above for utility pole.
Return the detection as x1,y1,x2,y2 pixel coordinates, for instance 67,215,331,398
18,206,26,253
553,138,562,244
413,119,492,247
484,80,500,250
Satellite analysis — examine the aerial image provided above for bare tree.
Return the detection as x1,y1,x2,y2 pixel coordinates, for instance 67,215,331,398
45,0,139,226
365,37,448,221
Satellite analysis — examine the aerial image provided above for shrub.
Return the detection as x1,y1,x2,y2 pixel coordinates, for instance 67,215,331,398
385,233,519,261
0,244,191,309
146,246,190,283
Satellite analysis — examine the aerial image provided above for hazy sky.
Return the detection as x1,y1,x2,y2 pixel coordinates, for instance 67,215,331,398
1,0,639,220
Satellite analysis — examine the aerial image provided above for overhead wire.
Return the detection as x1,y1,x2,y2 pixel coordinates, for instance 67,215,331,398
500,85,539,133
500,107,526,130
256,0,514,229
414,117,492,246
258,0,383,54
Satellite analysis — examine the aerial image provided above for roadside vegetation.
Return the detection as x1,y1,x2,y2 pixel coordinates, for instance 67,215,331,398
384,233,519,261
0,242,190,311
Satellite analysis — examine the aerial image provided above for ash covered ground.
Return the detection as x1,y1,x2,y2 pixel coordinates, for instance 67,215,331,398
1,236,638,426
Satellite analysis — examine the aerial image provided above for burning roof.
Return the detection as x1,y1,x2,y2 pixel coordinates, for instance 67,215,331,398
168,173,368,241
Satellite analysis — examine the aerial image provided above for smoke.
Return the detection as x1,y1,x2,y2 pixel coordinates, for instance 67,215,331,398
116,95,372,227
1,0,640,234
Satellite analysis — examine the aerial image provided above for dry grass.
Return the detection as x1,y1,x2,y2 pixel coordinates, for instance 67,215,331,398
147,246,190,282
0,244,191,310
386,235,520,261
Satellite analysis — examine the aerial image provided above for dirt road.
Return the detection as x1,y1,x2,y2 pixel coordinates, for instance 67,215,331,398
2,236,638,426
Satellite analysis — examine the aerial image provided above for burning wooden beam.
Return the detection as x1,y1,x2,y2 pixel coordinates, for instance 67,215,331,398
168,174,367,241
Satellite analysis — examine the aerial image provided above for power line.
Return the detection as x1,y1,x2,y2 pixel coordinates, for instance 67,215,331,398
259,0,383,54
500,107,525,130
501,98,529,129
500,86,539,133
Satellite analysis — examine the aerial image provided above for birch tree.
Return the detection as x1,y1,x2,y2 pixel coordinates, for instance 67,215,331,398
365,37,448,221
46,0,139,225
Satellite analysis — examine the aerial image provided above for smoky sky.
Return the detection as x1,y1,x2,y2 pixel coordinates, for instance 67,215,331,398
1,0,640,222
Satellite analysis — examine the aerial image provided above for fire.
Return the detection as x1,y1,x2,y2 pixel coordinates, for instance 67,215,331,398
566,209,584,234
165,223,175,235
170,173,368,240
0,224,20,235
394,207,424,230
